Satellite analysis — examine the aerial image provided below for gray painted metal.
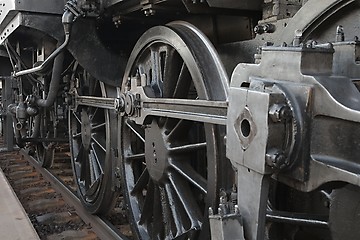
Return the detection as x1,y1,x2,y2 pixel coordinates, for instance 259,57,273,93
274,0,356,44
206,0,262,10
228,41,360,239
0,0,63,34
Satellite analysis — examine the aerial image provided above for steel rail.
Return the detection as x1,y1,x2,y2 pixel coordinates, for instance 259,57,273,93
19,149,129,240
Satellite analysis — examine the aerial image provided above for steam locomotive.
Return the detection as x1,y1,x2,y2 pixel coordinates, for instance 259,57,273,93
1,0,360,239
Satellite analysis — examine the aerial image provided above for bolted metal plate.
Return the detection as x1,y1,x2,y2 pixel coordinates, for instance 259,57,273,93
0,0,63,32
227,86,271,175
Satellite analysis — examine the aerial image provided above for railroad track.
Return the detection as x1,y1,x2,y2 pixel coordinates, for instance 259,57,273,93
0,142,132,240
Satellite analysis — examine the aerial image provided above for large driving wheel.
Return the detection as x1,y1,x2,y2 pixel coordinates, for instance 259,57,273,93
120,22,229,239
69,64,118,214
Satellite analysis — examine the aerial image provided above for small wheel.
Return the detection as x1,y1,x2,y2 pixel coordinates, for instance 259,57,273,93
120,22,229,239
69,65,118,214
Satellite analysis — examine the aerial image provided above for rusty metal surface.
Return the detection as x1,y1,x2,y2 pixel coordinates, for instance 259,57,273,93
20,148,130,240
0,158,39,240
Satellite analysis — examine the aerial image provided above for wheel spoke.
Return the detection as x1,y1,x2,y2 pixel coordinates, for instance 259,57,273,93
131,169,149,195
90,107,100,121
139,179,154,225
152,183,164,239
86,178,101,197
89,150,98,182
170,160,207,194
168,172,202,229
75,144,84,163
167,119,192,141
87,149,102,196
72,131,82,139
169,142,206,154
72,111,82,124
92,122,105,131
164,183,187,238
126,153,145,161
173,62,191,98
150,47,163,97
159,185,172,238
125,119,145,143
90,143,104,174
163,48,182,98
80,148,89,185
91,134,106,152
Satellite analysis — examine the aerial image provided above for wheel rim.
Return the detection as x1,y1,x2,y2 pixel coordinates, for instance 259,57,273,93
120,23,229,239
69,65,117,214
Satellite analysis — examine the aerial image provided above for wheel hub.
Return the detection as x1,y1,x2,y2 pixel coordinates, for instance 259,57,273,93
145,121,170,182
81,110,92,150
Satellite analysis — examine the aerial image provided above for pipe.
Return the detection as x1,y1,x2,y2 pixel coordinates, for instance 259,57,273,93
7,103,16,115
35,52,64,107
13,10,74,77
18,9,74,107
13,34,69,77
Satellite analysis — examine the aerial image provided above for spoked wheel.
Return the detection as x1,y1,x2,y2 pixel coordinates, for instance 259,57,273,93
24,83,55,167
35,108,55,168
120,22,229,239
69,64,118,214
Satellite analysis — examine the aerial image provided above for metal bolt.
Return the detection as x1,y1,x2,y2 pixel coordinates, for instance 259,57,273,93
336,25,345,42
254,24,275,35
218,206,224,216
305,40,317,49
293,29,303,47
115,96,125,113
144,8,155,16
220,195,226,204
209,207,214,216
266,150,288,169
234,205,240,214
254,25,263,34
264,41,274,47
269,104,292,123
115,167,121,178
263,24,275,33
